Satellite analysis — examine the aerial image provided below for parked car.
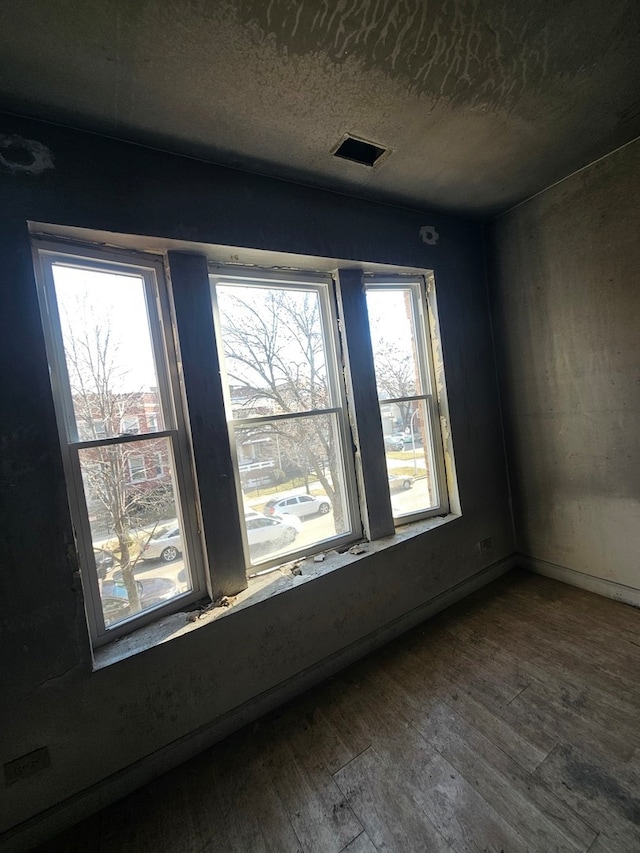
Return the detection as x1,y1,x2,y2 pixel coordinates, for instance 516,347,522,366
388,474,414,492
93,547,114,579
100,576,178,626
402,432,422,446
264,493,331,519
141,524,182,562
246,506,301,529
245,514,299,551
245,507,301,533
142,512,302,563
271,512,303,534
384,434,404,451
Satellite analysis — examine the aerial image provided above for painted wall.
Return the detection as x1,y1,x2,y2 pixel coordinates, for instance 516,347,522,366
489,139,640,592
0,115,512,843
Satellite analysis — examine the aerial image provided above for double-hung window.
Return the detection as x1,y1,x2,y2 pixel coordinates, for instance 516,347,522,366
210,270,360,571
34,245,205,645
365,276,449,521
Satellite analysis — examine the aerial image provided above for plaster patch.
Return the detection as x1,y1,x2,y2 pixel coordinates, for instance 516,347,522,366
0,134,54,174
420,225,439,245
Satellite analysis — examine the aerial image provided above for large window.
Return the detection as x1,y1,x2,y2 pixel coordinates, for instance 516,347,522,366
35,240,453,647
35,246,205,645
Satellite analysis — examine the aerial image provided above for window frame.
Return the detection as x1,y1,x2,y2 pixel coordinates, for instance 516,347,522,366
209,266,363,571
120,415,141,435
127,453,147,483
152,451,165,478
32,235,456,651
33,242,207,647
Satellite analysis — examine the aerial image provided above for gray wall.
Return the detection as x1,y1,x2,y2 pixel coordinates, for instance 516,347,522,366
490,138,640,591
0,115,512,842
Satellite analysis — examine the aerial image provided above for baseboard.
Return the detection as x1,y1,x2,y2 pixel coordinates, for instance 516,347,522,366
517,554,640,608
1,555,515,852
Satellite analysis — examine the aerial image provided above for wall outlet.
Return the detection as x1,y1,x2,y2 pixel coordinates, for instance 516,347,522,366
478,537,493,554
4,747,50,785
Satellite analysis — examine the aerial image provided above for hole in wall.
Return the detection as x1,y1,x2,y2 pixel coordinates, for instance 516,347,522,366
0,134,54,174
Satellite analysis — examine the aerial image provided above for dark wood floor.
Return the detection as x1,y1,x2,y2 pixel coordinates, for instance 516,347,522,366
35,569,640,852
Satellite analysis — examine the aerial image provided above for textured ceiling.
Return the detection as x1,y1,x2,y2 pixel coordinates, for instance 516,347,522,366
1,0,639,219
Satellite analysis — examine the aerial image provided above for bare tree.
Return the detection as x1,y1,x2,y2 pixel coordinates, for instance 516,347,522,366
62,299,167,615
219,287,348,530
371,341,415,431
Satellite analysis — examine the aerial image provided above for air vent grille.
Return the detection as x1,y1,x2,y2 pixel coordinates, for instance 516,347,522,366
332,135,389,167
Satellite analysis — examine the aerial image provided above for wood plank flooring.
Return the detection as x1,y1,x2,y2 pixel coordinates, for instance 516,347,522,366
34,569,640,852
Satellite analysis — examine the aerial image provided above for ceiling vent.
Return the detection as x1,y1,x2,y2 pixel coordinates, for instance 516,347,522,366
332,134,390,168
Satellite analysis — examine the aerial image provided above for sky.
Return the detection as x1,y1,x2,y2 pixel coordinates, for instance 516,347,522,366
52,264,160,394
52,266,422,405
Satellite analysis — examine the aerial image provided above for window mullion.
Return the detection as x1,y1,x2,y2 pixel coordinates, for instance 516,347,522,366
37,258,81,442
168,250,247,597
230,407,341,429
71,428,177,451
334,268,394,540
425,393,448,514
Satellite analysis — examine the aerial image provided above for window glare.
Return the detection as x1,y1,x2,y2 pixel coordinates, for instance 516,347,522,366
52,265,164,437
366,288,423,400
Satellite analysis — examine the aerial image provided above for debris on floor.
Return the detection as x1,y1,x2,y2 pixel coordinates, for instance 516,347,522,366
186,595,233,622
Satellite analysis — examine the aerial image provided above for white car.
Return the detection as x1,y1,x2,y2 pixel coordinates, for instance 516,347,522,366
142,513,301,562
141,524,182,562
245,508,301,533
245,514,299,552
388,474,414,492
271,512,302,533
264,493,331,519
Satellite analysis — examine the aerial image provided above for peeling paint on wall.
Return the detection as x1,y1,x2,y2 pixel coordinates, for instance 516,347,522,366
0,134,54,174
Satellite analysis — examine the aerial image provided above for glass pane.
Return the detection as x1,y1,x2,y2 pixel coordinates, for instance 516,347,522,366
382,400,440,518
235,413,350,566
216,283,331,418
51,264,165,441
78,437,192,629
366,288,424,400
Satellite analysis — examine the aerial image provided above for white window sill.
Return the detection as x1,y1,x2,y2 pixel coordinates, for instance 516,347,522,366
93,512,460,670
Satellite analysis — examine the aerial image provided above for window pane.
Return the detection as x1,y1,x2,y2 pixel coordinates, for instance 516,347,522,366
78,437,193,629
127,454,146,482
366,288,424,400
51,264,165,440
217,284,331,418
382,400,440,518
236,413,350,566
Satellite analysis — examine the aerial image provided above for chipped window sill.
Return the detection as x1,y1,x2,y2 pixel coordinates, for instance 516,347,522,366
93,512,460,670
